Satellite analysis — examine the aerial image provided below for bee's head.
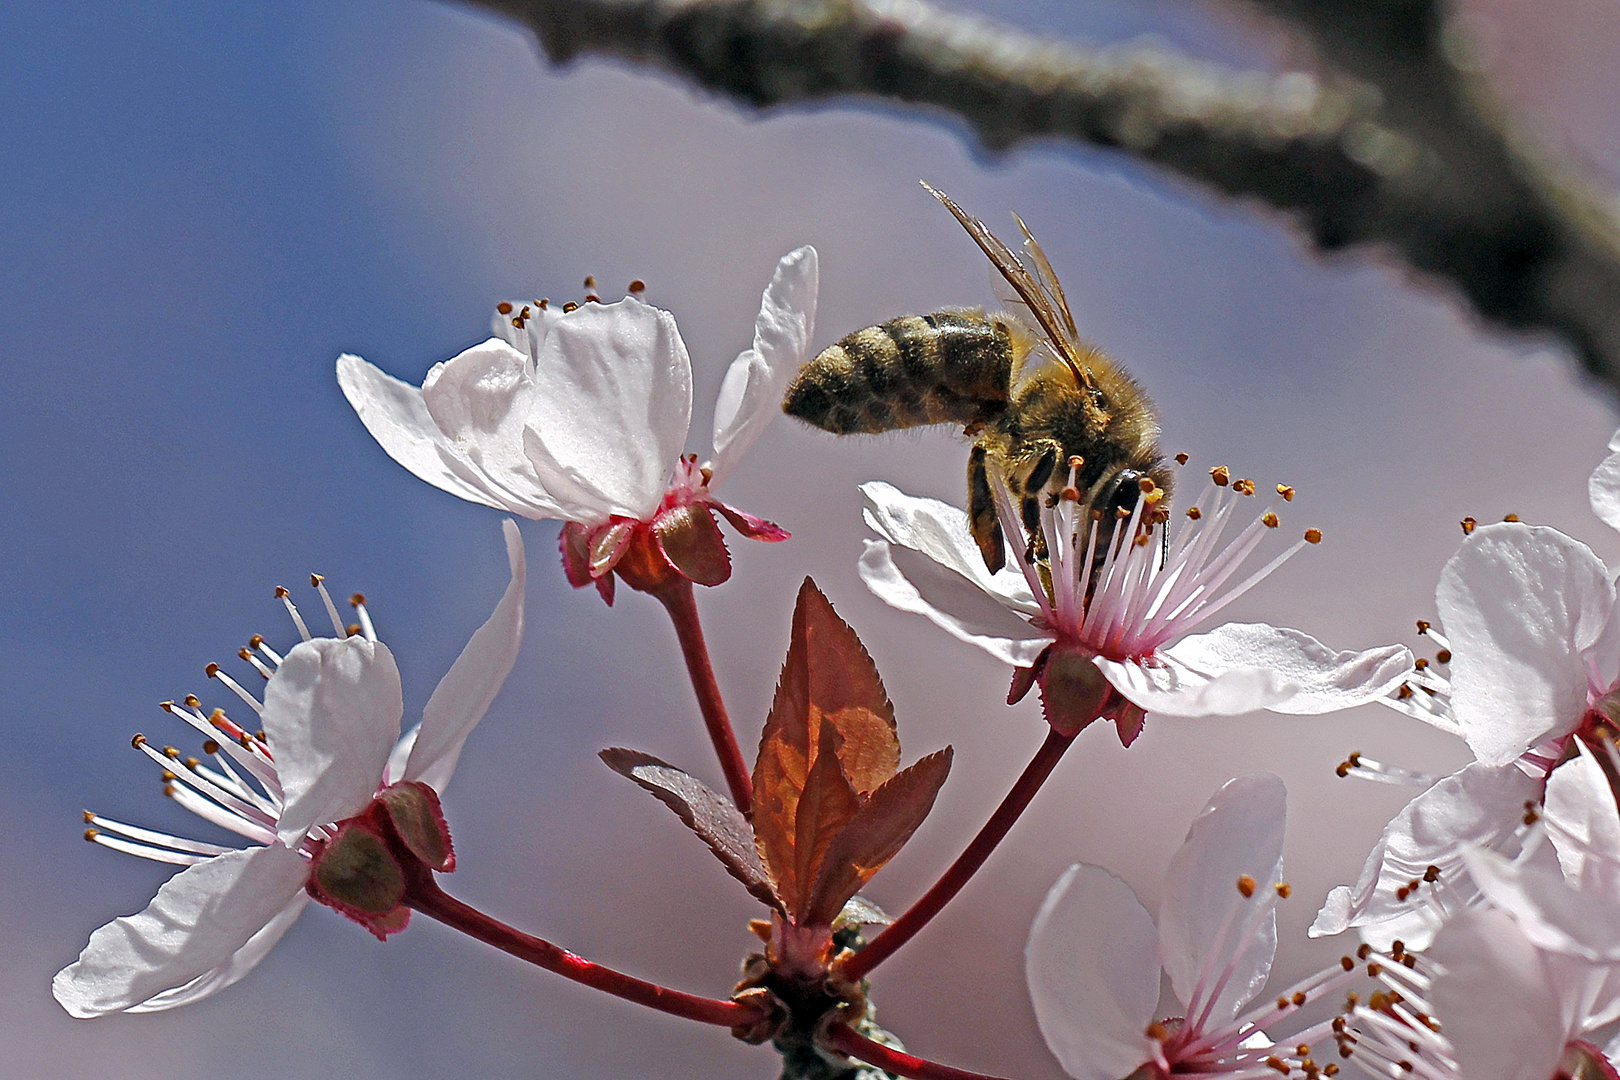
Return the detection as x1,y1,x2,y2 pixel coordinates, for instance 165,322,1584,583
1090,462,1173,521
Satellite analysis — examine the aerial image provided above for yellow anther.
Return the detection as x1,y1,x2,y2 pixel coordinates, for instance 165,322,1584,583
184,694,201,708
1210,466,1231,486
131,733,147,748
1237,874,1257,898
84,828,100,841
1174,452,1189,465
1503,513,1520,522
275,586,290,598
1277,484,1295,501
1186,507,1202,520
496,301,513,315
1275,882,1292,898
1304,528,1322,544
350,592,365,607
628,279,646,294
1262,512,1279,528
1460,516,1477,535
205,662,220,677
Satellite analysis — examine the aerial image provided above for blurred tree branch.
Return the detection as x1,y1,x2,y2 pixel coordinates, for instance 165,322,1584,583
459,0,1620,396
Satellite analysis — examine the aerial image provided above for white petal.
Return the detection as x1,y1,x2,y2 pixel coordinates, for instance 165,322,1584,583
1428,907,1571,1080
1158,773,1286,1026
53,844,309,1016
1026,864,1159,1080
128,892,309,1012
859,541,1052,668
1466,845,1620,961
336,354,510,510
708,246,818,486
402,519,526,792
1104,625,1412,718
1439,523,1613,766
265,637,403,846
1591,428,1620,534
859,482,1040,611
1545,747,1620,895
1308,761,1542,950
525,297,691,520
418,338,566,517
1095,652,1285,717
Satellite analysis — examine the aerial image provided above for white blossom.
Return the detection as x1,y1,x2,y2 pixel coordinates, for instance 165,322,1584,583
53,521,526,1016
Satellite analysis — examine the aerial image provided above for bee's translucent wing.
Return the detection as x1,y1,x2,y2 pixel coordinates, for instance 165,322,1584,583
1014,213,1079,343
922,181,1092,390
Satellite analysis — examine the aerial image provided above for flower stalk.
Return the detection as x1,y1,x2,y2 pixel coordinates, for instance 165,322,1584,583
652,576,754,817
402,865,759,1030
820,1022,1013,1080
840,727,1075,982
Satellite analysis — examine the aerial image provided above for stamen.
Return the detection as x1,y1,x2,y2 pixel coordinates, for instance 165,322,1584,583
311,574,345,636
351,592,377,642
205,662,264,715
277,586,312,641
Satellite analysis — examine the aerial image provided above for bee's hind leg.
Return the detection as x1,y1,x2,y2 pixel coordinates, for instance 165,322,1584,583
967,445,1005,574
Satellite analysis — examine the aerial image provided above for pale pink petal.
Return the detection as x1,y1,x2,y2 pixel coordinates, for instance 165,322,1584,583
1591,426,1620,535
1158,773,1286,1025
1439,523,1613,766
1026,864,1159,1080
1095,653,1286,717
1110,625,1411,717
859,541,1052,667
336,354,510,510
525,298,691,520
1545,748,1620,895
52,844,310,1017
127,893,309,1013
1308,762,1543,949
1466,846,1620,961
1428,907,1572,1080
401,519,526,793
859,482,1040,612
708,246,818,486
265,637,403,846
418,339,565,516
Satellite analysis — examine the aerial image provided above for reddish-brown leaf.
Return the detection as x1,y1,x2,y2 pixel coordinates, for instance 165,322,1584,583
753,579,901,920
599,747,779,911
797,580,900,794
803,747,954,926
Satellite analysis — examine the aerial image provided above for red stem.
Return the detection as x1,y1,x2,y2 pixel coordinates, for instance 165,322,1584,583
655,578,754,817
404,872,758,1029
822,1023,1014,1080
841,727,1076,982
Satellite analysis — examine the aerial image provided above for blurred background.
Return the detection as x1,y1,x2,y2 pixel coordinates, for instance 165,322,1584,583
6,1,1620,1076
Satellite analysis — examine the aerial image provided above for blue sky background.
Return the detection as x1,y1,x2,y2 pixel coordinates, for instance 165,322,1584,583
6,1,1620,1077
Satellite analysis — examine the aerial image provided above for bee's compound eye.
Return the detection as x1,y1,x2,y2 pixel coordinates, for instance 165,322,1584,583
1090,388,1110,411
1106,470,1145,514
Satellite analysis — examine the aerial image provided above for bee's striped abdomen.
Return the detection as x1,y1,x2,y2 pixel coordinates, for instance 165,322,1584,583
783,311,1013,435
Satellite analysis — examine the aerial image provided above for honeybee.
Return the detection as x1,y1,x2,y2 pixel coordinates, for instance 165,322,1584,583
783,183,1169,573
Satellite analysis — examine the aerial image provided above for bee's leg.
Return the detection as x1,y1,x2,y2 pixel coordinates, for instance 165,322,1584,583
967,445,1005,574
1017,445,1060,562
1024,446,1059,495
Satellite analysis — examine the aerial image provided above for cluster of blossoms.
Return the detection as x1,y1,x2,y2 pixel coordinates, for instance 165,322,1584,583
53,233,1620,1080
